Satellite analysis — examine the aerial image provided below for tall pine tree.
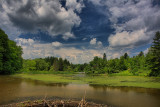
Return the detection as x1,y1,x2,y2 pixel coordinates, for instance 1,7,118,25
148,31,160,76
103,53,106,60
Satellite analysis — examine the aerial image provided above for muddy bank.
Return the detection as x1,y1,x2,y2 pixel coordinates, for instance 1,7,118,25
2,99,108,107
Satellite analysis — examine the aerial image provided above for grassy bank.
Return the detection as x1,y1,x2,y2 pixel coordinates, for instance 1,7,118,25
15,69,76,74
14,74,83,84
13,73,160,89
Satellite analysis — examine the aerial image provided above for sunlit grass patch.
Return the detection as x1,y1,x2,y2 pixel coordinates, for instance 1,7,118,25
14,74,82,84
14,74,160,89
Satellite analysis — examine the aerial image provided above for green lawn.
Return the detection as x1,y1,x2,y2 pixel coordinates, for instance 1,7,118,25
13,73,160,89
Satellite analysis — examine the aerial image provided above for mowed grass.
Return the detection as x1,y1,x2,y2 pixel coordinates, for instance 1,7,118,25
14,74,160,89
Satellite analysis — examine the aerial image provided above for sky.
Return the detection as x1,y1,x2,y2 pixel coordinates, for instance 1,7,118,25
0,0,160,64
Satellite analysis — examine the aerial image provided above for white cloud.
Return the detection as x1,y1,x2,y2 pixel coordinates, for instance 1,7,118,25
144,48,149,54
62,32,75,40
66,0,85,13
90,38,97,45
108,29,150,47
15,38,35,46
90,38,103,47
52,41,62,47
89,0,160,48
97,41,102,47
107,0,160,47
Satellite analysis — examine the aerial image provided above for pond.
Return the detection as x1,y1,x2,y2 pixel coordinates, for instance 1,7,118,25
0,76,160,107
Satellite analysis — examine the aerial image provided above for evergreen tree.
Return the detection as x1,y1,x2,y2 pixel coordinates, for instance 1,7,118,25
148,31,160,76
103,53,106,60
58,58,64,71
44,56,56,68
138,51,144,57
124,53,129,59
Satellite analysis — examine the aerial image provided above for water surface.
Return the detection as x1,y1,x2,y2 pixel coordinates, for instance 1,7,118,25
0,76,160,107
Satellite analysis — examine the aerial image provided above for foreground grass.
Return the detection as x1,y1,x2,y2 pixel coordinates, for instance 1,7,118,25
13,73,160,89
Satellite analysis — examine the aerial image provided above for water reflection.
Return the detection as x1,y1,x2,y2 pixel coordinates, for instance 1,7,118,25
0,76,160,107
90,84,160,95
89,84,160,107
0,76,22,105
22,78,69,87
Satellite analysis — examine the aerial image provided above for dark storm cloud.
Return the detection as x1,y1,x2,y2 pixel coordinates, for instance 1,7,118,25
1,0,84,40
152,0,160,5
145,14,160,31
8,0,36,31
7,0,66,32
4,0,22,5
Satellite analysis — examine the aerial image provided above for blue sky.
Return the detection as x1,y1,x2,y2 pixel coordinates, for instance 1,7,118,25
0,0,160,63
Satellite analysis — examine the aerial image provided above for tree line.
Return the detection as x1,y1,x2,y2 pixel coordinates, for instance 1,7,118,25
0,29,160,76
78,32,160,76
23,57,71,72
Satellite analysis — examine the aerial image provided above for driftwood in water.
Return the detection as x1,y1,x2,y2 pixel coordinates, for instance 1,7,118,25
2,92,108,107
2,99,107,107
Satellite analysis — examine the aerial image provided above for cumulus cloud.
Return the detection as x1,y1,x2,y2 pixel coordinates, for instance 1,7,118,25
15,38,35,46
52,41,62,47
66,0,85,13
0,0,84,40
144,48,149,54
90,38,97,45
108,29,150,47
108,0,160,47
90,0,160,48
97,41,102,46
62,32,75,40
90,38,103,48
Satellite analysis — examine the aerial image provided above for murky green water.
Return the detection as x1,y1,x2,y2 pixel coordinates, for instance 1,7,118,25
0,76,160,107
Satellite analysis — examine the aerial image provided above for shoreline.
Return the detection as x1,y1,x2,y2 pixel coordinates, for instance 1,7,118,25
13,74,160,89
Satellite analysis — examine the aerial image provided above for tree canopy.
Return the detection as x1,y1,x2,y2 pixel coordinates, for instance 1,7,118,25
0,29,23,74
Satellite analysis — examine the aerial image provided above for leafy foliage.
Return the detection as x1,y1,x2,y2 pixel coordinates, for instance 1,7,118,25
22,56,71,73
35,59,49,71
0,29,23,74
